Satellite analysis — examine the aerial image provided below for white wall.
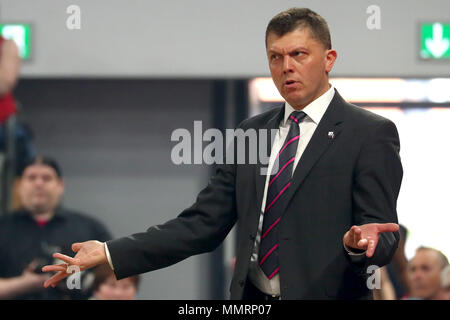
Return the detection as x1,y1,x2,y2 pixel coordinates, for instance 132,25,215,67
1,0,449,78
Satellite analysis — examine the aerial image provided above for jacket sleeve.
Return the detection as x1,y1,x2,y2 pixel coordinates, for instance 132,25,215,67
106,141,239,280
349,118,403,270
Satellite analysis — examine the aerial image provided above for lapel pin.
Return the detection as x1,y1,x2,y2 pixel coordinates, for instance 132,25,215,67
328,131,334,139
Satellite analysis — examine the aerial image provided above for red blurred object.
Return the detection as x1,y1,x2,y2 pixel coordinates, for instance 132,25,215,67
0,36,17,124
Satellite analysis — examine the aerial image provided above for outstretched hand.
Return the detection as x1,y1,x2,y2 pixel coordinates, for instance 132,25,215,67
343,223,399,258
41,240,108,288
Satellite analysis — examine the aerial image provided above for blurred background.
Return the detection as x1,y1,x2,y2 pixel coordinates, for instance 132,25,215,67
0,0,449,299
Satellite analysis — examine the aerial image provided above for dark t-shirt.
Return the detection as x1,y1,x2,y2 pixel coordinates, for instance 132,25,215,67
0,207,112,299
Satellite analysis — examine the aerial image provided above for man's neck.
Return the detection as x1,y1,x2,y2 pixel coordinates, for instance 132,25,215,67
291,82,332,110
31,210,55,222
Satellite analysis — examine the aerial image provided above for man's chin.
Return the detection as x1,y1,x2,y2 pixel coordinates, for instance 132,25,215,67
284,97,309,109
413,289,432,299
26,205,51,214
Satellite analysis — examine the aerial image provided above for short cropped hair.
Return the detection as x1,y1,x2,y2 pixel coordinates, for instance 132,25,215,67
416,246,449,269
265,8,332,49
19,156,63,178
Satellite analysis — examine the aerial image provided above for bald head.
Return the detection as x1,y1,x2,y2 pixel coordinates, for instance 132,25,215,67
409,247,449,300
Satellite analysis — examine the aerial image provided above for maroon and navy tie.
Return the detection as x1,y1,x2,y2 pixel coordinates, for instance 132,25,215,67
258,110,307,279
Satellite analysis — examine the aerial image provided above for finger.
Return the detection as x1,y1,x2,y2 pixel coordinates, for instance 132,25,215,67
42,273,52,281
44,271,60,288
357,238,368,248
72,242,82,253
343,230,351,245
376,223,399,233
48,271,69,288
349,226,358,244
42,264,68,273
366,238,379,258
353,227,362,245
53,253,80,265
44,271,68,288
344,227,356,246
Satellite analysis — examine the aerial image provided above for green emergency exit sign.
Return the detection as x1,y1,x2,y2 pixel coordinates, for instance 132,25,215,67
0,24,31,59
420,22,450,59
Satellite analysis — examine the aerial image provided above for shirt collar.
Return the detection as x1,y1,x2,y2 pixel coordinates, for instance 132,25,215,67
16,206,66,222
283,84,335,125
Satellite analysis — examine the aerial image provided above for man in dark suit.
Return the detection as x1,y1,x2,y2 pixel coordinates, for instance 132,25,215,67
42,8,402,300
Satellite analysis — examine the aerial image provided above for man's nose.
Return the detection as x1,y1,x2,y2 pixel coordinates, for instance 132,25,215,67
33,178,45,186
283,56,294,73
412,270,423,281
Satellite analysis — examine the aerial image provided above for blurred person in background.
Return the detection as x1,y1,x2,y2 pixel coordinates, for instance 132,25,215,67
372,266,396,300
407,246,449,300
385,224,411,298
90,264,139,300
438,265,450,300
0,156,112,299
373,225,410,300
373,224,411,300
0,35,37,208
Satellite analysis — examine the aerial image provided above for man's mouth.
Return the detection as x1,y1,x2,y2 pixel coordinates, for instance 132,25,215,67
33,192,47,198
284,80,298,88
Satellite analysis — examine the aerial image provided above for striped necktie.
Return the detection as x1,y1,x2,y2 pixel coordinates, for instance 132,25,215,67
258,110,307,279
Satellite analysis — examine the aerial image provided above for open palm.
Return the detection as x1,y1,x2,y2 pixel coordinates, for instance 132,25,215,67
42,240,107,288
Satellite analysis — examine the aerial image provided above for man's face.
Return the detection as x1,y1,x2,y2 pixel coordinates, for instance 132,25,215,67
18,164,64,214
409,250,443,299
96,276,137,300
266,27,337,109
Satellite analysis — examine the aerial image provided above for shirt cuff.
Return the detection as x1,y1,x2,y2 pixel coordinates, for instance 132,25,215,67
343,241,367,256
104,242,115,270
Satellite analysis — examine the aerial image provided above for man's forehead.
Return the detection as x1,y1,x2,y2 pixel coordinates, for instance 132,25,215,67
267,28,318,52
411,250,441,264
23,164,58,176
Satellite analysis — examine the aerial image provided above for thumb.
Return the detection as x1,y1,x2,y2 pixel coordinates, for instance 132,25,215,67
72,242,83,253
376,223,399,233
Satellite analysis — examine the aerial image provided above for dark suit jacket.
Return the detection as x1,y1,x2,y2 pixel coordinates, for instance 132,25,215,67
106,90,403,299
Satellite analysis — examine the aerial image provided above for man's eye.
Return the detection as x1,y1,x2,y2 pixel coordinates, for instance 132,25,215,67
271,54,279,60
294,51,304,56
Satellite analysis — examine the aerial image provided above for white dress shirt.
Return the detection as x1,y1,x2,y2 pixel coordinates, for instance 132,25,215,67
247,84,336,296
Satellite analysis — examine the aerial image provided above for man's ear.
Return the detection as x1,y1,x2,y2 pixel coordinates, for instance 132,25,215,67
16,177,24,195
58,179,65,195
325,49,337,74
